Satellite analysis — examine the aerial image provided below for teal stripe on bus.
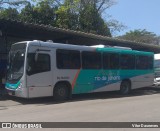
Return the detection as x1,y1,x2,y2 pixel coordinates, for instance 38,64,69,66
6,81,20,89
72,69,153,94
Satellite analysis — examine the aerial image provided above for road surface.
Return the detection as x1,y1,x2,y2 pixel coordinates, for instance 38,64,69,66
0,87,160,130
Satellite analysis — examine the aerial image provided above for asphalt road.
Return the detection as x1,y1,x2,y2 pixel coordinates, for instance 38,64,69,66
0,87,160,131
0,87,160,123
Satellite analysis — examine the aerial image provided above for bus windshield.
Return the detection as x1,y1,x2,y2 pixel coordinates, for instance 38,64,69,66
7,43,26,84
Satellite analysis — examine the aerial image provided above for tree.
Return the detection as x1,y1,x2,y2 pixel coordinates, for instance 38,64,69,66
118,29,160,45
0,0,29,9
19,3,34,23
33,0,63,7
0,7,19,20
79,3,111,36
56,0,111,36
107,19,127,36
0,0,124,37
55,0,125,36
0,0,31,20
20,0,57,26
55,0,79,29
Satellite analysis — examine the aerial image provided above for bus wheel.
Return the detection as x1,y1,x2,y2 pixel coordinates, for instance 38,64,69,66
120,81,131,95
53,84,69,101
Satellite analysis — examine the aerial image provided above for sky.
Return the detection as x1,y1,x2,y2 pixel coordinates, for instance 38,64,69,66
107,0,160,36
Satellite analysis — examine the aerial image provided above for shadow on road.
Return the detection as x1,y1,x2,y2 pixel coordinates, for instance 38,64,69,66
1,87,160,105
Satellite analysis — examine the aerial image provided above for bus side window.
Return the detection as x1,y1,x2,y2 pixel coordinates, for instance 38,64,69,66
27,53,50,75
103,53,109,69
109,53,119,69
82,51,101,69
148,56,153,69
120,54,135,69
36,54,50,73
136,55,152,70
56,49,81,69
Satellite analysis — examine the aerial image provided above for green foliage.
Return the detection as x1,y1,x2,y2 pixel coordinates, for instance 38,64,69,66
19,3,34,23
79,3,110,36
0,0,29,9
56,0,111,36
20,1,57,26
107,19,127,36
0,0,122,37
0,8,19,20
118,29,160,45
55,0,79,29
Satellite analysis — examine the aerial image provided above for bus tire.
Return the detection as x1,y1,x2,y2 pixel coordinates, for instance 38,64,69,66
53,83,69,101
120,80,131,95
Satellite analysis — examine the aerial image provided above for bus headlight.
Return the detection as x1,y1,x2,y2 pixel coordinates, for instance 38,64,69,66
17,82,23,90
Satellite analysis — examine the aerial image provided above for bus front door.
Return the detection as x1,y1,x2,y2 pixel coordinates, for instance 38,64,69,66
26,51,53,98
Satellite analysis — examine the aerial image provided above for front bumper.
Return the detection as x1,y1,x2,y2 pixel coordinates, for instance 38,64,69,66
6,88,16,96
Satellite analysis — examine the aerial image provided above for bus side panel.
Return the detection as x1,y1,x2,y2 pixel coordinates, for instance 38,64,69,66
92,73,154,93
53,69,79,90
15,87,29,98
27,72,53,98
92,82,121,92
132,73,154,89
72,70,121,94
119,70,154,89
72,69,154,94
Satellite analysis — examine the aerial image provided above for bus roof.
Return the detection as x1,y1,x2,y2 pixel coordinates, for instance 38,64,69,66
96,47,153,55
15,40,154,55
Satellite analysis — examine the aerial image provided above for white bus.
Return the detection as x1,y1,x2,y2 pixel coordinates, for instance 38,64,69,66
6,40,154,100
